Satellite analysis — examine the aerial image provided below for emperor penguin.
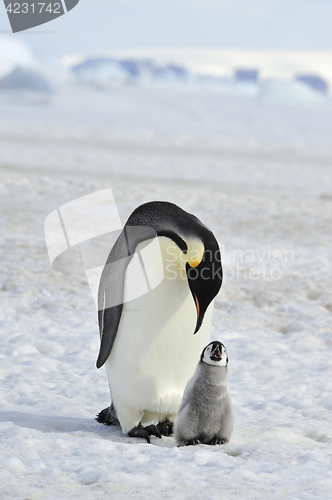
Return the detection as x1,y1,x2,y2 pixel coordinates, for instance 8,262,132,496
175,341,234,446
96,201,222,442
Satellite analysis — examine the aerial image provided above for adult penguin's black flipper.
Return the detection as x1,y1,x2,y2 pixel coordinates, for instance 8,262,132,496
96,225,157,369
96,230,127,369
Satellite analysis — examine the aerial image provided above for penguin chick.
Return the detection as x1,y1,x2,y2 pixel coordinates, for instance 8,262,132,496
175,341,234,446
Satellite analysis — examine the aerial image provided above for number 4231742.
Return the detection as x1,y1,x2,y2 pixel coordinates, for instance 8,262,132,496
6,3,62,14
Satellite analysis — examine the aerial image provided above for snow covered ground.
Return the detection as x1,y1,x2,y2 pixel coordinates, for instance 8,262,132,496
0,82,332,500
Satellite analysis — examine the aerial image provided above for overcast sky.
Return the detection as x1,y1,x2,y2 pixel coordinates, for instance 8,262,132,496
1,0,332,58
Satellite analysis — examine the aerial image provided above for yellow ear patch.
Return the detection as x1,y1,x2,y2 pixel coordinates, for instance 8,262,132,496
187,239,204,268
188,257,202,268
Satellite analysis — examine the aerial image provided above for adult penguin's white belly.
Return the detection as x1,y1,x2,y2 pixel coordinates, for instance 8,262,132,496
104,237,213,432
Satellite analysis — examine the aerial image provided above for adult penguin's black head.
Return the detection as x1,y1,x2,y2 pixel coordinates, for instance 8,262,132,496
126,201,223,335
184,228,222,334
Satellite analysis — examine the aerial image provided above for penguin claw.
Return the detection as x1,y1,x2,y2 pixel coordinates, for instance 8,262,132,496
128,424,151,443
179,438,201,446
145,424,162,439
209,437,227,445
96,405,120,426
128,424,162,443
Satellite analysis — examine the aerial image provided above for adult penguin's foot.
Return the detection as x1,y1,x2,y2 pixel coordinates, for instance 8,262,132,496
96,404,120,426
157,419,174,436
128,424,162,443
